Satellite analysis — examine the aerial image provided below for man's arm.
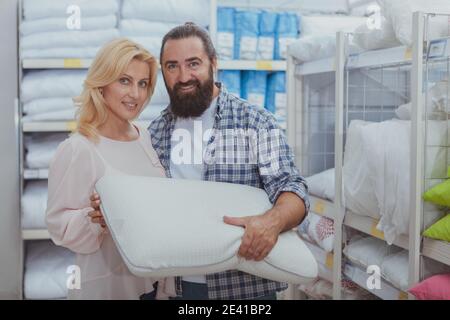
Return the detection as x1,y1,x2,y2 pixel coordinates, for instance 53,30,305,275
223,191,306,261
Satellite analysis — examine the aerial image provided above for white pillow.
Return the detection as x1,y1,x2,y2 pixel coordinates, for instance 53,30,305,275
379,0,450,46
96,175,318,284
381,250,450,291
300,15,366,38
298,212,335,252
306,168,335,201
343,236,402,269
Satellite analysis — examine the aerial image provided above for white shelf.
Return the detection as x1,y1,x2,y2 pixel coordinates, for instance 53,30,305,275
22,58,287,71
295,57,335,76
23,169,48,179
22,120,151,132
422,238,450,266
22,58,93,69
22,229,50,240
344,264,408,300
346,46,411,69
343,211,409,250
309,195,336,220
218,60,287,71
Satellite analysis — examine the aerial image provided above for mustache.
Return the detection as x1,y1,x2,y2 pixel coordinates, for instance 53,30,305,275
174,79,201,92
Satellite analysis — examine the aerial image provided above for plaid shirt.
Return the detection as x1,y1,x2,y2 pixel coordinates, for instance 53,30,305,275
148,83,309,300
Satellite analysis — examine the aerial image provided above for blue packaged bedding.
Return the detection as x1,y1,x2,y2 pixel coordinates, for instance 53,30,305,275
219,70,241,97
234,10,259,60
266,72,286,116
275,13,300,60
257,11,278,60
217,7,235,60
241,71,268,109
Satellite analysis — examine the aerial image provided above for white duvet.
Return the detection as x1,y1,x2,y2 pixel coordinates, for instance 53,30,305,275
25,133,68,169
120,20,178,37
22,181,48,229
24,241,75,300
307,118,450,244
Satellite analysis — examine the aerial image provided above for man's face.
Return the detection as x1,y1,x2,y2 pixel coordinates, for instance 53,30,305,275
161,36,216,118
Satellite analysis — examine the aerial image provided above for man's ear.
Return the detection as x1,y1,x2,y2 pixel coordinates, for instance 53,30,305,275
211,58,218,72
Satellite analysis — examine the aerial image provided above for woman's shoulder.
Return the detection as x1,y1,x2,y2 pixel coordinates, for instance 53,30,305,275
55,132,97,160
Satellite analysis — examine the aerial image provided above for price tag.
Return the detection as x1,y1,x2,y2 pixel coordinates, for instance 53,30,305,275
325,253,334,269
398,291,409,300
404,48,412,60
66,121,77,132
256,60,273,70
371,220,385,240
313,200,325,215
64,58,82,68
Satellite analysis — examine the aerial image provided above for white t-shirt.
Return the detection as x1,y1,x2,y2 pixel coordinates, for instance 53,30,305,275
170,98,217,283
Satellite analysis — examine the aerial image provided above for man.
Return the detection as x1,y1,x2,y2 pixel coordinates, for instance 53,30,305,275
92,23,309,300
150,23,309,300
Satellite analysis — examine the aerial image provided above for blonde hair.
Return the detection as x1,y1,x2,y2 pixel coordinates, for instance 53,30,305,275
74,38,158,141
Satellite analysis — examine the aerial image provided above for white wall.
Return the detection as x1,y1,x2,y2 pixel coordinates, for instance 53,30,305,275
0,0,21,300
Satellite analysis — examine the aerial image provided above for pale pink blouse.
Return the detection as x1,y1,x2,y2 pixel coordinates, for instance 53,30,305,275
46,125,175,300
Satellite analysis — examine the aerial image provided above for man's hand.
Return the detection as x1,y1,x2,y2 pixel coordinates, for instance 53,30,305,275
89,193,106,228
223,210,283,261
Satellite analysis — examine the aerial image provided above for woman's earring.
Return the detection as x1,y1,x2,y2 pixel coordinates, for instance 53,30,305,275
99,89,104,96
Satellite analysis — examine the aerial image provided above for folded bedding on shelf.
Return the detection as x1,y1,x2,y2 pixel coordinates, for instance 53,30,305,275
24,240,76,300
300,15,366,39
119,19,178,37
23,97,75,116
25,133,67,169
20,29,120,50
21,47,101,59
20,15,118,36
121,0,210,26
22,109,77,122
23,0,119,21
22,181,48,229
21,70,86,103
380,250,450,291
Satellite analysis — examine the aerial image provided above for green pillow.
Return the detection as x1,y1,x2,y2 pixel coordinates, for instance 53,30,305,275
423,214,450,242
423,166,450,207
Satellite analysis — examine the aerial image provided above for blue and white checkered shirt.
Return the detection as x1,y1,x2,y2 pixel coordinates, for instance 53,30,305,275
148,83,309,300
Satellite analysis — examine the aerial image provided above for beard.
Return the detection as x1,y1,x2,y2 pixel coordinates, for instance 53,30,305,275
165,67,214,118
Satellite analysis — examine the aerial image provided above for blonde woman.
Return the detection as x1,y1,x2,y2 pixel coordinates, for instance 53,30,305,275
46,38,174,300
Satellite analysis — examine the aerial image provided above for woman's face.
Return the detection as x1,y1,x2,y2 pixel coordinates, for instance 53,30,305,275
102,59,151,122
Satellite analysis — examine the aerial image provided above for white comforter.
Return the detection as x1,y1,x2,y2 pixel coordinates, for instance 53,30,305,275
24,241,76,300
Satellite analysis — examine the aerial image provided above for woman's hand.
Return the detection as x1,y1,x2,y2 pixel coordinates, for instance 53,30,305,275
89,193,106,228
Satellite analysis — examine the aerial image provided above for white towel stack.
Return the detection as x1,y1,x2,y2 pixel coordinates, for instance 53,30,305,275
20,0,120,59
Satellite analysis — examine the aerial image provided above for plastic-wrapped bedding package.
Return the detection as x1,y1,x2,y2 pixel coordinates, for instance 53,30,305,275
119,20,178,38
22,0,119,20
25,133,68,169
234,10,260,60
257,11,278,60
21,0,120,59
266,72,286,116
24,241,75,300
275,13,300,60
217,7,236,60
218,70,241,97
241,71,268,109
22,181,48,229
121,0,210,27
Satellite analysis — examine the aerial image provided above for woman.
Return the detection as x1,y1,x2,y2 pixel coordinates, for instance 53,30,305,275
46,38,174,299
